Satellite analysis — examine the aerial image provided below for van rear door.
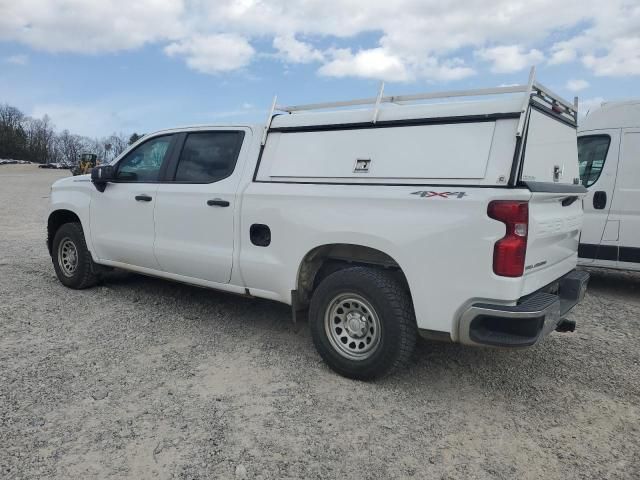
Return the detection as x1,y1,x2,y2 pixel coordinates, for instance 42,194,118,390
518,106,586,294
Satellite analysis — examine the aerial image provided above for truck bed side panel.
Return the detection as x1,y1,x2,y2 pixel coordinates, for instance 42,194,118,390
239,183,531,334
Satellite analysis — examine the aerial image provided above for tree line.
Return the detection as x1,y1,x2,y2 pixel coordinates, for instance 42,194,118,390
0,103,142,164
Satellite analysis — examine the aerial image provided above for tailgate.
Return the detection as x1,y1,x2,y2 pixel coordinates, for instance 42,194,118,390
524,192,583,293
519,104,586,293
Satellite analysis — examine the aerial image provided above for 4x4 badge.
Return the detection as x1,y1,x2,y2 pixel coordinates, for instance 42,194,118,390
411,191,467,199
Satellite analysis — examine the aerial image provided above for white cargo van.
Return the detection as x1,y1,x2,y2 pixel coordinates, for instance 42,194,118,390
47,69,589,379
578,100,640,271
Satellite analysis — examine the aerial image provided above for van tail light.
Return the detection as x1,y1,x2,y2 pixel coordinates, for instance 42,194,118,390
488,200,529,277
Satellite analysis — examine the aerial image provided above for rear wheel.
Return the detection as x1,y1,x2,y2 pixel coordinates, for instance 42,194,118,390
51,222,99,289
309,267,417,380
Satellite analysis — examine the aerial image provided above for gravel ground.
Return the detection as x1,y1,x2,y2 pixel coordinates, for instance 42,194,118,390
1,164,639,479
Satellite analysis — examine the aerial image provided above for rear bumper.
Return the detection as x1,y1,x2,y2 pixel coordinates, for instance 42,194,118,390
458,269,589,347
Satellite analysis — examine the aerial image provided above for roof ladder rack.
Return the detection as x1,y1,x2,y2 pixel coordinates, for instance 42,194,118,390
273,65,578,125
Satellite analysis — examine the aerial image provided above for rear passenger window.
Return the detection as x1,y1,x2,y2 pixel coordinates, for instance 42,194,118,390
174,131,245,183
578,135,611,187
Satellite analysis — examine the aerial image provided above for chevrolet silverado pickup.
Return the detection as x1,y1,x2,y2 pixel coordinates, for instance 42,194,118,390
47,70,589,379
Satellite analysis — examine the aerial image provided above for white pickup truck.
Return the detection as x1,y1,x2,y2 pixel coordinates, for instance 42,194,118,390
47,70,589,379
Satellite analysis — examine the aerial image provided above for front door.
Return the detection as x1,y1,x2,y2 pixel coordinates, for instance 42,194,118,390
577,130,620,263
90,134,175,269
153,129,249,283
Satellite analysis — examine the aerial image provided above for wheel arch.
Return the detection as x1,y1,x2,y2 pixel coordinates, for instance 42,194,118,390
294,243,412,310
47,209,82,255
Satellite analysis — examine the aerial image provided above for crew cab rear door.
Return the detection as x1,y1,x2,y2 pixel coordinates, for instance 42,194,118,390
518,106,586,293
152,128,250,284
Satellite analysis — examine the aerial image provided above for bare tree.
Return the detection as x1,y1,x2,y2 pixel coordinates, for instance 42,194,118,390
0,102,137,164
56,130,85,164
104,133,129,162
0,104,27,159
22,115,56,163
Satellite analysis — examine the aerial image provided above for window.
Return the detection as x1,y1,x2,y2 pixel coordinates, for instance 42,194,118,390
578,135,611,187
116,135,173,182
174,131,244,183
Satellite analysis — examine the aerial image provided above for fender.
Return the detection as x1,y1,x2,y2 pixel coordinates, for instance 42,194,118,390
48,177,97,261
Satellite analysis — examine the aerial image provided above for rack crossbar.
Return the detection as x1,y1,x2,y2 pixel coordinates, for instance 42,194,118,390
276,85,530,113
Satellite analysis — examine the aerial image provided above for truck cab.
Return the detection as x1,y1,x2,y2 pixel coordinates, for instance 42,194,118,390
578,100,640,271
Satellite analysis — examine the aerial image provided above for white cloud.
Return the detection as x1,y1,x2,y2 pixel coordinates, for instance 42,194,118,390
0,0,638,79
548,2,640,76
0,0,184,53
273,35,324,63
318,48,474,82
5,54,29,65
476,45,544,73
548,44,577,65
566,79,589,92
582,38,640,76
164,34,255,74
319,48,410,82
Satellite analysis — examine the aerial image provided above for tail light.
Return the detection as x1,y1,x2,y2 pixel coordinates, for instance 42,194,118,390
488,200,529,277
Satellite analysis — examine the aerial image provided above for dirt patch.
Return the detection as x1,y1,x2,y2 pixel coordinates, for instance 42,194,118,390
1,165,639,479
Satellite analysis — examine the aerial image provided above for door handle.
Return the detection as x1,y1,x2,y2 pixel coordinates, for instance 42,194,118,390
593,191,607,210
135,194,153,202
207,198,230,207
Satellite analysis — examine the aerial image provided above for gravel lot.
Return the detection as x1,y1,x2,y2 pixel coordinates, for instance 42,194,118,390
1,164,639,479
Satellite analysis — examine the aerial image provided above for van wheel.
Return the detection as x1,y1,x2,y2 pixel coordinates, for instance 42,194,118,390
309,267,417,380
51,222,99,289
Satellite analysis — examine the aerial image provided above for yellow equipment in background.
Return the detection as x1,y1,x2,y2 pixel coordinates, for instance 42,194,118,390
71,153,98,176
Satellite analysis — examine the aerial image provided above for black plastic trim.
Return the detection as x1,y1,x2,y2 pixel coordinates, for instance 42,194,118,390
160,132,187,182
252,143,266,182
521,181,588,194
620,247,640,264
268,112,521,134
578,243,618,261
579,244,640,263
508,135,524,187
253,180,518,188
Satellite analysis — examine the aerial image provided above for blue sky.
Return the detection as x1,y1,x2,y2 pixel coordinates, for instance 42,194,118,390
1,1,638,138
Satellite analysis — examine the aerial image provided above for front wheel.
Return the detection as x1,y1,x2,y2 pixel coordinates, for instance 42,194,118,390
51,222,99,289
309,267,417,380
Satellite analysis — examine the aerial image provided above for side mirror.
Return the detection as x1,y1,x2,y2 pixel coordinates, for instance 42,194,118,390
91,165,116,192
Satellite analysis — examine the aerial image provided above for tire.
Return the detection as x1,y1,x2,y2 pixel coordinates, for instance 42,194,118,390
309,266,417,380
51,222,99,289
